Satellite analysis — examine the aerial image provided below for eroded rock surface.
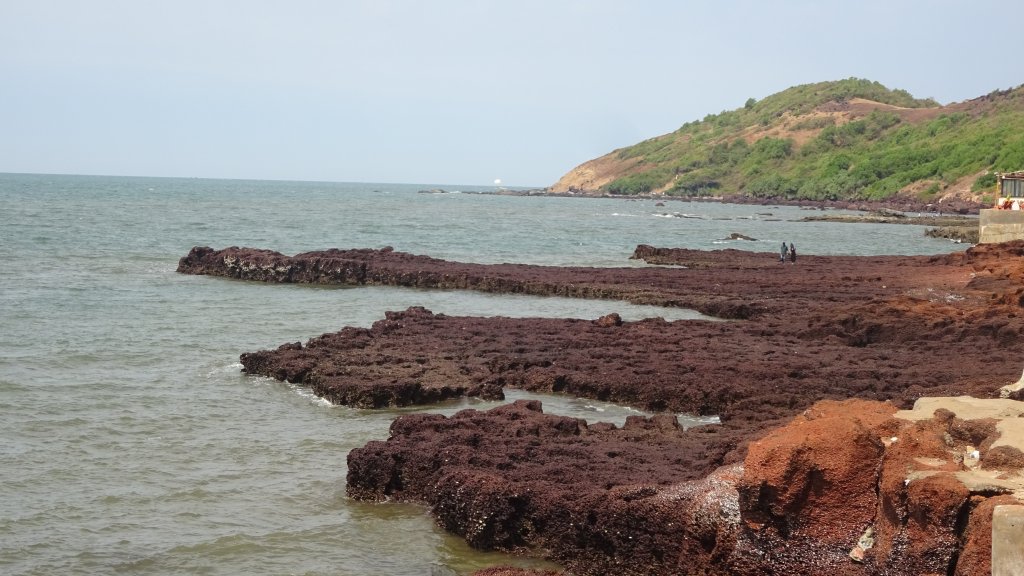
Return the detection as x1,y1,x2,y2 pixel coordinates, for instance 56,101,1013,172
177,245,761,318
178,241,1024,574
362,398,1024,575
224,242,1024,420
735,397,1024,575
349,400,744,575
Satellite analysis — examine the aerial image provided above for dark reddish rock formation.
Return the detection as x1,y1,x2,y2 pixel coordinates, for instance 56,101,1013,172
470,569,560,576
178,241,1024,324
349,399,744,575
227,240,1024,420
239,309,506,408
234,236,1024,425
177,245,778,319
179,241,1024,574
365,398,1022,575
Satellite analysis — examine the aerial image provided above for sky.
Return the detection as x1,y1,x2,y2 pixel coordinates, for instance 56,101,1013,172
1,0,1021,187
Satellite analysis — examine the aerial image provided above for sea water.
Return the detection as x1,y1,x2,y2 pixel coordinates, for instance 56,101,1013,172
0,173,964,575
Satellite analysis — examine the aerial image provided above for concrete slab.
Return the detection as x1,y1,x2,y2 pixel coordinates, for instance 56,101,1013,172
894,396,1024,423
993,505,1024,576
995,418,1024,450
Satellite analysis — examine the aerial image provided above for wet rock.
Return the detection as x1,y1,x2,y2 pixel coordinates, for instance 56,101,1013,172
592,312,622,327
926,225,979,244
470,569,561,576
725,232,757,241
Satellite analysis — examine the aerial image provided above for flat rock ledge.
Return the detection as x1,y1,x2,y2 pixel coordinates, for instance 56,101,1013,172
230,241,1024,425
178,241,1024,322
176,245,796,319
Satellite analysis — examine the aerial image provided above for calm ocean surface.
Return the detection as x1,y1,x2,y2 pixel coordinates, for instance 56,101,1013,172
0,173,965,575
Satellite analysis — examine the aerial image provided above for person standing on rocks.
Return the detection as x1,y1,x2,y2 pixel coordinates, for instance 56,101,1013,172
789,243,797,264
780,242,787,263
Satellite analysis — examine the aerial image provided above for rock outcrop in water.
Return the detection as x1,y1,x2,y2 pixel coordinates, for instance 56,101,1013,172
349,399,745,574
178,241,1024,575
354,397,1023,575
177,245,768,319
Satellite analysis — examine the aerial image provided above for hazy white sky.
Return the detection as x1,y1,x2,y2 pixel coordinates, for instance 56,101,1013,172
1,0,1020,186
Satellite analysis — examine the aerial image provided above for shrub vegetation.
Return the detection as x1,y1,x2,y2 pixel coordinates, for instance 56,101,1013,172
601,78,1024,201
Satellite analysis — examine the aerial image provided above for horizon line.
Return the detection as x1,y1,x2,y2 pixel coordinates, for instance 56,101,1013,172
0,170,546,190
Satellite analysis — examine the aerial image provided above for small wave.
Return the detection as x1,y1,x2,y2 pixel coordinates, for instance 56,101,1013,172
678,414,721,430
246,376,336,409
286,384,334,407
169,486,215,500
143,263,178,275
206,362,244,377
653,212,706,219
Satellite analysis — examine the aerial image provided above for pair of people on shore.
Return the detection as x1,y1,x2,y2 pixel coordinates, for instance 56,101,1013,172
780,242,796,263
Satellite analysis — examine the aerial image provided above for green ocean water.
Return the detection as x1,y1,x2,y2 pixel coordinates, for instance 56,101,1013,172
0,173,964,575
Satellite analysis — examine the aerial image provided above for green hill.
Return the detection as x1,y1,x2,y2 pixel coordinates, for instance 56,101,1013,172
550,78,1024,204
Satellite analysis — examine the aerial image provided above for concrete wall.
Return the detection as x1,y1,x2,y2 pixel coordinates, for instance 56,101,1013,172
979,209,1024,243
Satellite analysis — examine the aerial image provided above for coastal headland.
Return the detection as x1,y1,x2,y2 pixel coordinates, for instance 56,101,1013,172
178,241,1024,575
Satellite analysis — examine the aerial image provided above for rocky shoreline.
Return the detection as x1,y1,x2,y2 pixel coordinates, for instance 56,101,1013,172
177,241,1024,575
798,211,980,244
422,190,983,243
421,188,985,216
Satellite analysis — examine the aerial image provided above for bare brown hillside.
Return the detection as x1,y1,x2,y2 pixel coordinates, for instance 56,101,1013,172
550,152,645,193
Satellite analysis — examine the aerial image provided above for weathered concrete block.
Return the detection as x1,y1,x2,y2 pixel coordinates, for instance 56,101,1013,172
979,209,1024,244
992,504,1024,576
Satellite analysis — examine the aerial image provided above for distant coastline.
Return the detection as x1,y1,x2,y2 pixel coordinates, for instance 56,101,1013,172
420,186,983,214
420,187,981,243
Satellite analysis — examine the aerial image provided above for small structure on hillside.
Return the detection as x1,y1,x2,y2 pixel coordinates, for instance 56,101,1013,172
1001,171,1024,197
979,172,1024,243
993,172,1024,209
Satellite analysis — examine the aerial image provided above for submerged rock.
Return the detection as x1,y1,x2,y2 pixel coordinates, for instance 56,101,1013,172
724,232,757,241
